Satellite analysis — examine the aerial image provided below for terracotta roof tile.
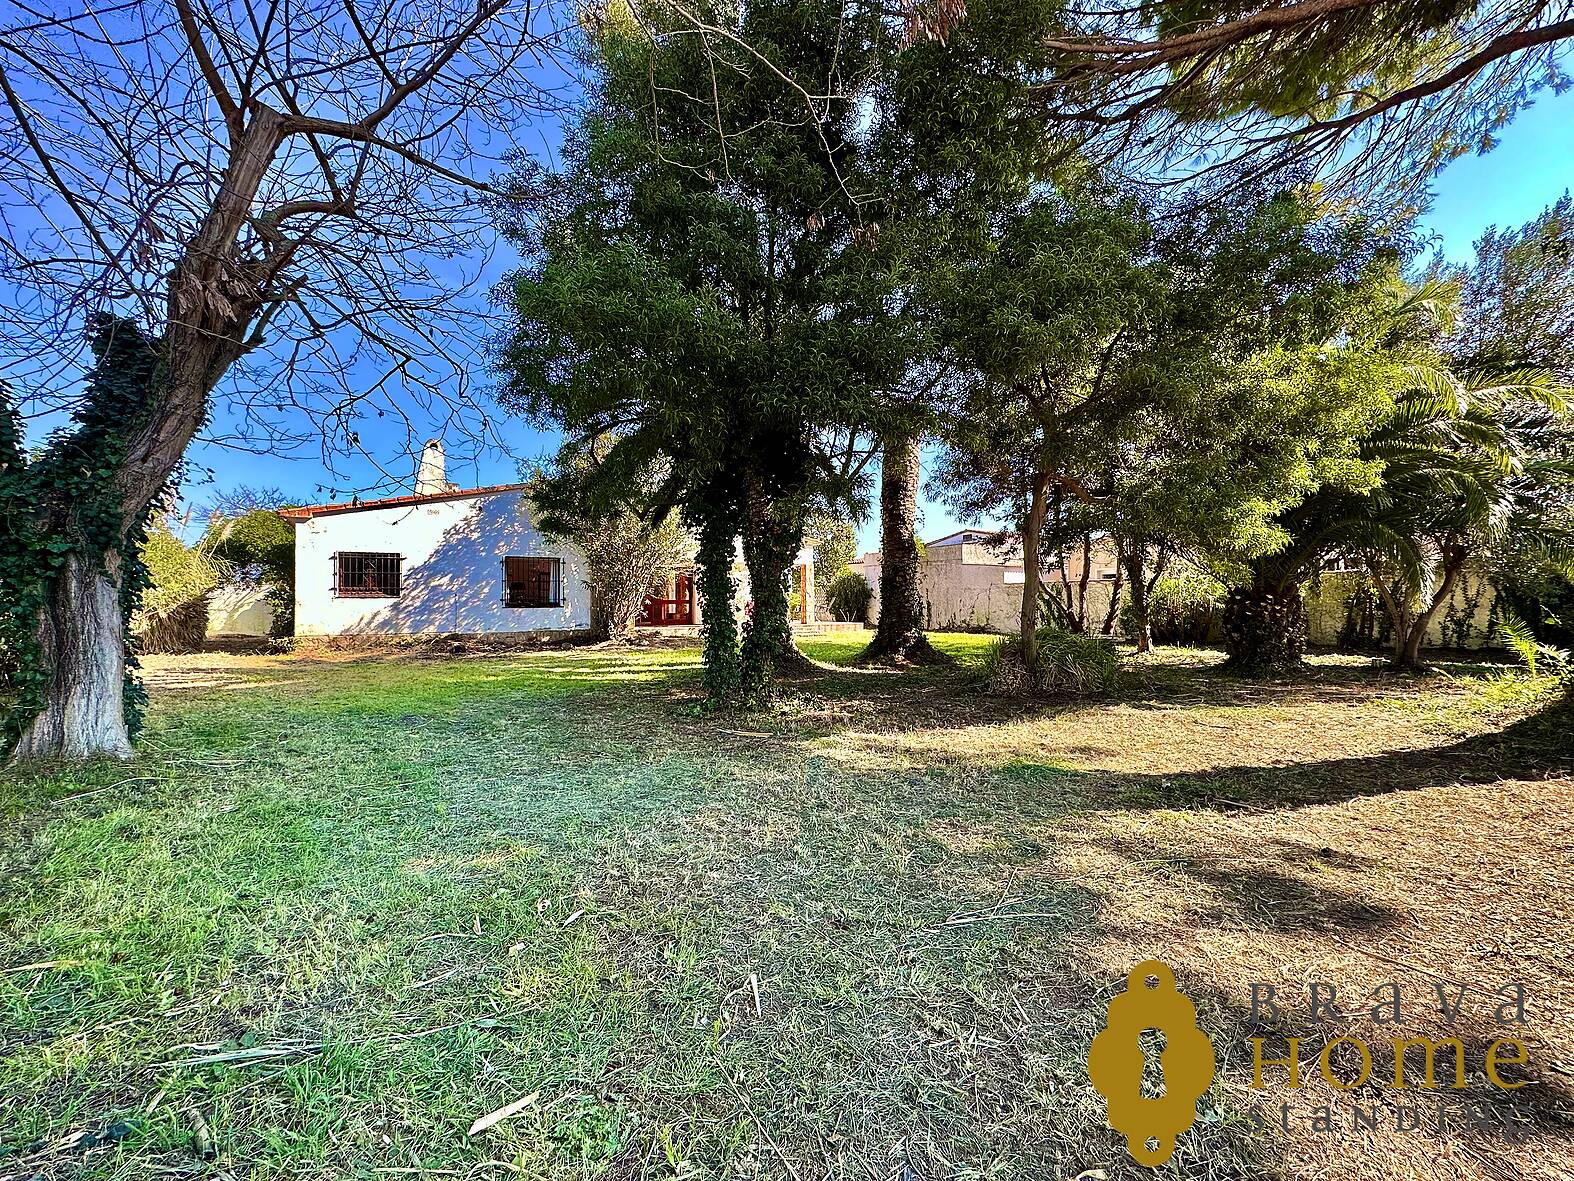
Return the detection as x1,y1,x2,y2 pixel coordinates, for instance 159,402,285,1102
280,483,530,521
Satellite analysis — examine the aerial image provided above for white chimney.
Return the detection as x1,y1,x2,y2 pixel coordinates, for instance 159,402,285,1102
415,438,447,495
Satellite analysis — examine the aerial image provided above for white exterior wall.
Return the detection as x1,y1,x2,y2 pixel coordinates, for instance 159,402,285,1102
293,489,590,636
207,583,276,637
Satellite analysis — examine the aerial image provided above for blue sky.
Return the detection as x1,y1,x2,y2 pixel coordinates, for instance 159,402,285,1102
178,85,1574,553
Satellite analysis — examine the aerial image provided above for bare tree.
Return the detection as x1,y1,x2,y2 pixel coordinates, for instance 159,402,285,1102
0,0,564,759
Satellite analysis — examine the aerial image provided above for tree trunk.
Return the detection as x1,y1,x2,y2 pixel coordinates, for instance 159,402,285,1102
740,480,810,700
10,112,289,762
587,585,613,642
1019,470,1050,679
1367,564,1412,664
696,502,742,704
1076,533,1092,633
1101,563,1123,635
12,553,134,761
1221,580,1306,674
860,431,949,665
1123,544,1152,655
1393,550,1467,670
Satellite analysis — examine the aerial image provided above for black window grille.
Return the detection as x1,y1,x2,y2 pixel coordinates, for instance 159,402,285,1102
335,551,402,597
503,556,561,607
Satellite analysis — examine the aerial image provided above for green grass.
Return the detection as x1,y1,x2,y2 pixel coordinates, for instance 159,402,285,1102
0,637,1562,1180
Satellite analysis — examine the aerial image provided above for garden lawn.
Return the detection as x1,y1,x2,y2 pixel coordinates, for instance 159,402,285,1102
2,635,1571,1181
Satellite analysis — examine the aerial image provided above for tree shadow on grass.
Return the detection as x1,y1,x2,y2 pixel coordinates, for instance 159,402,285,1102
995,694,1572,815
1091,833,1406,935
772,646,1520,747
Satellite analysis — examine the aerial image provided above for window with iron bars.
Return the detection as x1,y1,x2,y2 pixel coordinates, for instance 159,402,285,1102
503,556,562,607
334,551,402,597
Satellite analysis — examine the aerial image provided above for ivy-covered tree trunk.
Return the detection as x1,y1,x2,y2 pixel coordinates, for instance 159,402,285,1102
695,500,742,705
861,432,948,665
2,317,180,762
1221,580,1306,674
12,554,134,760
740,480,811,702
6,113,287,762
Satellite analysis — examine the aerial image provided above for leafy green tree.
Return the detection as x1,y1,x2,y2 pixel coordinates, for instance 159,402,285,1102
932,189,1153,675
1311,270,1574,669
1229,218,1574,672
1212,274,1446,672
497,0,911,705
527,440,691,643
802,511,857,601
935,187,1399,675
857,0,1063,666
206,507,297,638
207,509,293,586
1449,195,1574,382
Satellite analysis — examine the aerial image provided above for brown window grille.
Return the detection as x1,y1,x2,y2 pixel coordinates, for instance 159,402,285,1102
334,551,402,597
503,556,562,607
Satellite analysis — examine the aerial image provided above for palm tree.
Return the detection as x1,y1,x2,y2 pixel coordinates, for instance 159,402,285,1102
1222,276,1574,673
1343,370,1573,668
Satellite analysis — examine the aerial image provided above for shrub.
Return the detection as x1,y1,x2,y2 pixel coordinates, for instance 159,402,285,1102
206,508,296,637
827,570,874,623
1494,566,1574,650
1122,571,1224,645
984,627,1119,696
207,508,293,581
134,521,230,654
1496,614,1571,681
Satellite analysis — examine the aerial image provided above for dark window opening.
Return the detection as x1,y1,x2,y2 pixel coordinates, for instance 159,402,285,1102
504,556,562,607
335,551,401,597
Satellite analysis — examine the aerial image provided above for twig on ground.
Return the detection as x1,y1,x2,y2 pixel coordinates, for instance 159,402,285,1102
1327,935,1508,1000
732,1086,805,1181
152,1041,322,1068
467,1091,540,1136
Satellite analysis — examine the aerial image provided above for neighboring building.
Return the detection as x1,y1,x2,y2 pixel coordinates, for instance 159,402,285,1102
858,530,1119,634
635,540,818,629
283,440,818,638
1305,560,1501,650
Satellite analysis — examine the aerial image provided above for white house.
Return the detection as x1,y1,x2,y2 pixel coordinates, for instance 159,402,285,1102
284,479,592,637
283,440,819,638
282,443,586,637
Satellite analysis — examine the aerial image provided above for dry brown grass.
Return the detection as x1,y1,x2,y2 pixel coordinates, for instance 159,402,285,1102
810,647,1574,1181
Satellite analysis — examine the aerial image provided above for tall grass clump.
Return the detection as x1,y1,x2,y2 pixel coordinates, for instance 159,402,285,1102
984,627,1119,696
133,519,230,654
